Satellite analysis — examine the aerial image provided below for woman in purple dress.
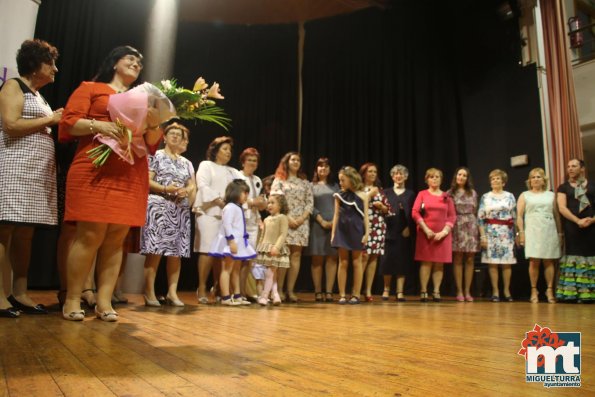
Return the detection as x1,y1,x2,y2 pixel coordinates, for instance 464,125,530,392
141,123,196,307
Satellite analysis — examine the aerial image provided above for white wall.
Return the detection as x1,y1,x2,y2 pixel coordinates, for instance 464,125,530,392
0,0,40,84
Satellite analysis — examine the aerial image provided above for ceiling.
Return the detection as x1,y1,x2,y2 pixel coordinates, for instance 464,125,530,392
178,0,388,25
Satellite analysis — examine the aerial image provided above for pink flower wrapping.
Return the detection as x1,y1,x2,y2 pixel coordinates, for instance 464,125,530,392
102,82,176,164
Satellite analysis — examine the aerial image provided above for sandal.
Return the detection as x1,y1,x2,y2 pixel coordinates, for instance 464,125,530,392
432,291,441,302
420,292,428,302
348,296,361,305
396,292,406,302
529,287,539,303
491,295,500,302
314,292,323,302
364,295,373,302
325,293,333,302
381,288,390,301
338,296,347,305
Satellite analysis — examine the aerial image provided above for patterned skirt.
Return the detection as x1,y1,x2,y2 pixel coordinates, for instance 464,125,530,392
140,194,191,258
556,255,595,302
256,242,290,268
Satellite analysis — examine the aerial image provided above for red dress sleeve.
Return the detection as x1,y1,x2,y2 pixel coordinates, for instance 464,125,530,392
58,82,95,143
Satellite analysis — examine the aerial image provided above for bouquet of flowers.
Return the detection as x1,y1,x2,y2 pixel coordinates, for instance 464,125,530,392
155,77,231,130
87,77,230,167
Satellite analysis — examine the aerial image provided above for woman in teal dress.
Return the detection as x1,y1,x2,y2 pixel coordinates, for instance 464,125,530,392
517,168,561,303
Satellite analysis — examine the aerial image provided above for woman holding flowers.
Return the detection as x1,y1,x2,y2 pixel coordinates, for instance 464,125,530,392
193,136,243,304
59,46,162,321
141,122,196,307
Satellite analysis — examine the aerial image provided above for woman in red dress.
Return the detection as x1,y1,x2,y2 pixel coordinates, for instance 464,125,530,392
59,46,162,321
412,168,456,302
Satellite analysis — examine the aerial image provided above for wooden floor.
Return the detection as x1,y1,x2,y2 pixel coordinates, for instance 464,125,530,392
0,292,592,397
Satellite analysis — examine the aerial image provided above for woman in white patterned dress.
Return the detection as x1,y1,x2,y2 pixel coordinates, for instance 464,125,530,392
272,152,313,302
141,123,196,307
193,136,243,303
478,169,517,302
517,168,561,303
0,40,62,317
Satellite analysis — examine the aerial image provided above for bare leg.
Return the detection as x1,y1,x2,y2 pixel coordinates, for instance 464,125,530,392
324,255,337,296
351,250,363,298
0,226,14,309
396,276,405,298
81,268,96,307
231,261,241,295
364,254,378,297
277,267,287,300
112,253,128,303
240,261,252,297
166,256,182,301
143,254,162,301
94,224,130,313
488,264,499,298
57,223,76,300
63,222,108,315
501,264,512,298
528,258,539,302
10,226,36,306
382,275,391,298
419,261,432,294
431,263,444,298
453,251,464,297
286,245,302,300
544,260,555,302
311,255,323,296
219,257,233,297
336,248,349,298
463,254,475,297
197,254,213,300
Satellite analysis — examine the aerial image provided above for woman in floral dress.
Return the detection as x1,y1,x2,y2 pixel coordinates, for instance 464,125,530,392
449,167,480,302
360,163,391,301
478,169,517,302
272,152,313,302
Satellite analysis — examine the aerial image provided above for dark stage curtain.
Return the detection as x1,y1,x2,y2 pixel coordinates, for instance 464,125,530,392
301,4,466,190
29,0,153,288
172,22,299,176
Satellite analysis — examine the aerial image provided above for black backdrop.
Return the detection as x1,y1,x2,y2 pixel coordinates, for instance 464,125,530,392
30,0,544,297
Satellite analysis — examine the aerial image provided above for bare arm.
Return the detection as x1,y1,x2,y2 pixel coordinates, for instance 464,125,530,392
0,80,62,137
516,192,526,245
331,197,339,242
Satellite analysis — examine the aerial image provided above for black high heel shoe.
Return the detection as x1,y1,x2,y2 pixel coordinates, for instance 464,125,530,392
7,295,48,315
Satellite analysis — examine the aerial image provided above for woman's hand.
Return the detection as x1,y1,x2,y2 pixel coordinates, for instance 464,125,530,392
215,198,225,209
288,217,299,229
50,108,64,125
229,240,238,254
270,246,279,257
361,235,368,245
323,220,332,230
145,106,160,129
95,120,123,141
372,201,384,210
434,230,448,241
402,227,410,238
424,228,435,240
480,236,488,249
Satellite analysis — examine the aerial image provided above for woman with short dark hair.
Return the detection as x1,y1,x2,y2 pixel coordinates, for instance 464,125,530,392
193,136,243,304
556,159,595,302
0,39,62,318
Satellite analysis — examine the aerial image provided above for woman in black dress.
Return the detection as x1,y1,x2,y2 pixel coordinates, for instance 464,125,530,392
556,159,595,302
380,165,416,301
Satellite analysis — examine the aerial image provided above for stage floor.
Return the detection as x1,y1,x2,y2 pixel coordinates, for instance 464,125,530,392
0,291,592,396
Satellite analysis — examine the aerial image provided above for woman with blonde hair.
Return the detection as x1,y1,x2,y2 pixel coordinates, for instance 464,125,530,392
478,169,517,302
517,167,561,303
412,168,456,302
